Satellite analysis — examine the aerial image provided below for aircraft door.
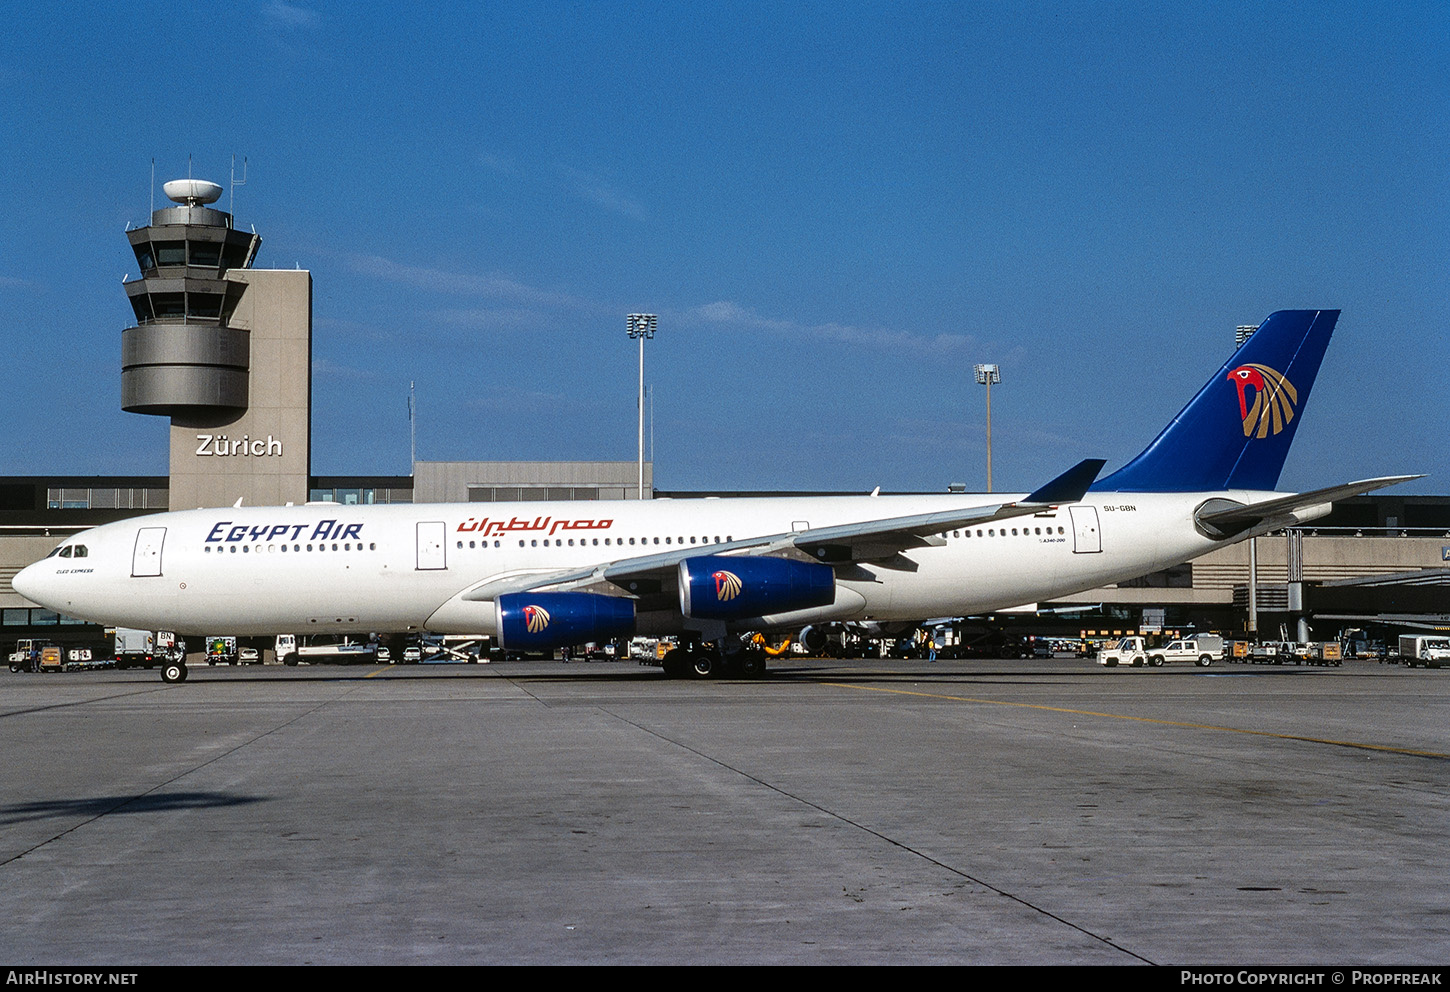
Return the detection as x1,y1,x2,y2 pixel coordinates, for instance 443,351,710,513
132,527,166,576
416,521,447,570
1068,506,1102,554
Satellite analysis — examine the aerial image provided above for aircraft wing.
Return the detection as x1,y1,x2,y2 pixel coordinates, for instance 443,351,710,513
1195,475,1422,537
784,458,1105,564
459,459,1106,601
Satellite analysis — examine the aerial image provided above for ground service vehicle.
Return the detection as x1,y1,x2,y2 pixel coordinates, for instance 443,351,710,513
8,639,46,672
206,636,238,665
1098,636,1151,667
112,627,168,670
1148,635,1224,667
274,633,377,665
1399,635,1450,669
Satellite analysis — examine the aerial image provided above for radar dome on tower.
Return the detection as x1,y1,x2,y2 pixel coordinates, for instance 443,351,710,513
162,179,224,206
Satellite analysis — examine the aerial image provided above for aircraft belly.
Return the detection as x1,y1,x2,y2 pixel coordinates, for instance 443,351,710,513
149,562,438,635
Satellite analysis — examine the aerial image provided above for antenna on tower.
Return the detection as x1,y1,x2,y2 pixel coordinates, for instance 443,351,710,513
149,158,155,216
230,155,248,216
408,381,418,475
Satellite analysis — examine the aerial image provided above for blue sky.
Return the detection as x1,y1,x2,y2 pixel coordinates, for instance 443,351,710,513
1,1,1445,494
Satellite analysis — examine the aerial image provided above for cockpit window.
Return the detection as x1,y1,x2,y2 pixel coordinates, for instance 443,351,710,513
58,546,72,558
45,546,62,558
73,545,87,558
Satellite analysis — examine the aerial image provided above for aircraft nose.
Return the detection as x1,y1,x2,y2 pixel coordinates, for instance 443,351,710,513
12,561,49,606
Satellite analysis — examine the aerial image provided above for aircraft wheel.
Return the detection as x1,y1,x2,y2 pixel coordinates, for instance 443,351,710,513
660,648,688,678
161,661,187,684
690,651,716,679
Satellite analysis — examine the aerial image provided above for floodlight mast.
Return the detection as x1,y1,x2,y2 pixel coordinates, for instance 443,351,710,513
974,363,1000,492
627,314,658,499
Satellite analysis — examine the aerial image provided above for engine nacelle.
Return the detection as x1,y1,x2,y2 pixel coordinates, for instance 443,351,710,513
495,592,635,651
678,555,835,621
798,624,830,655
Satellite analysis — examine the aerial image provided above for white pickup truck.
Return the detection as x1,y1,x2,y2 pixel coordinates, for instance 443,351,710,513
1150,635,1223,667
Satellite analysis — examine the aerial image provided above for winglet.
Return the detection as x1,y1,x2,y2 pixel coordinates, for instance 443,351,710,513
1024,459,1106,505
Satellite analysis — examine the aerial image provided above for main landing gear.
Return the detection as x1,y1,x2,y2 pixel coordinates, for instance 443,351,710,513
659,642,768,680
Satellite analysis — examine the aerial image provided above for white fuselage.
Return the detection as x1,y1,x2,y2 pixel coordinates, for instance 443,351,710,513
14,491,1264,638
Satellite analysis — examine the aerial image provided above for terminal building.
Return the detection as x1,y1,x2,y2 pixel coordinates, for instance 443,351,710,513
2,180,1447,653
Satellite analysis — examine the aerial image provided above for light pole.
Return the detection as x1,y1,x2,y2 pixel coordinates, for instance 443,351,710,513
974,364,1000,492
627,314,657,499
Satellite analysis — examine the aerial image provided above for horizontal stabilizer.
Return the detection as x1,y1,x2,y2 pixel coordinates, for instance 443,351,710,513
1195,475,1422,536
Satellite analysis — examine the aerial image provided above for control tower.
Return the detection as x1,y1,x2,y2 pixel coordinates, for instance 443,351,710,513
121,178,311,508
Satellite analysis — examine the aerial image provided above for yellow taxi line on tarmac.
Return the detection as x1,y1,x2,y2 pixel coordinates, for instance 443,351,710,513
820,682,1450,759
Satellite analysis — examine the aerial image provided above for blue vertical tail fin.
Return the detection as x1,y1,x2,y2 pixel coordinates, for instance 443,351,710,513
1092,309,1338,493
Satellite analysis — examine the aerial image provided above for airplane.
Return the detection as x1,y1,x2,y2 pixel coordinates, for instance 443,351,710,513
13,309,1415,683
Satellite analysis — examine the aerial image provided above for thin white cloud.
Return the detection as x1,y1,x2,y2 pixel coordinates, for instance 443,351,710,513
465,386,572,412
478,153,525,179
432,307,551,329
263,1,319,30
689,300,979,356
312,356,376,380
476,152,646,220
345,253,601,312
342,253,984,360
553,165,646,220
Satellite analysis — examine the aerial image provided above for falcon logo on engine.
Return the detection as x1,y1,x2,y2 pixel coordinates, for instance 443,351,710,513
713,570,742,602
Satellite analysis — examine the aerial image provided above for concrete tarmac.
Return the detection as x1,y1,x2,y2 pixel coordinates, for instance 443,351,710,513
1,657,1447,965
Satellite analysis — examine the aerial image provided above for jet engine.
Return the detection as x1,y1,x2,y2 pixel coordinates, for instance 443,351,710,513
798,624,830,655
495,592,636,651
678,555,835,621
